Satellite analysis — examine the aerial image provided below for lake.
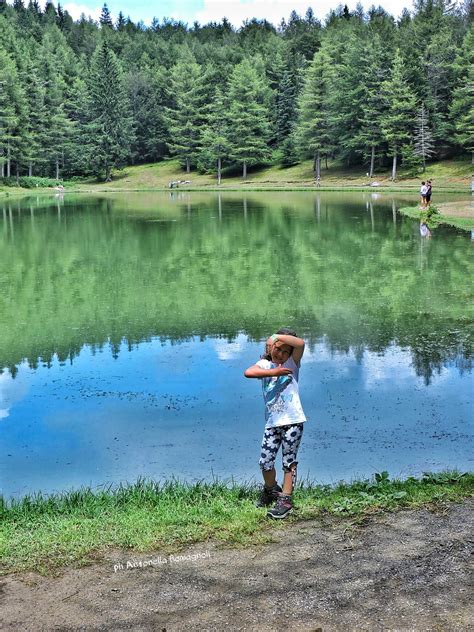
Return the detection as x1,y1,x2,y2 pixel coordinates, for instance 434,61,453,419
1,191,472,498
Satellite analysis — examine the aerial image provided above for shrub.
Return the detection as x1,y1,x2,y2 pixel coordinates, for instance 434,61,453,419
0,176,61,188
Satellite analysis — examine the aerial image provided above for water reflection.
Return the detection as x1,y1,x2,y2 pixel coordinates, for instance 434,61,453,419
1,192,472,384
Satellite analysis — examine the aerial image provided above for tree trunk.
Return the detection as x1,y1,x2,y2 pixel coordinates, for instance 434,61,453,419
316,151,321,180
105,159,111,182
186,157,190,173
391,151,397,181
369,146,375,178
29,162,33,177
7,141,11,178
217,157,221,186
56,158,59,181
243,160,247,179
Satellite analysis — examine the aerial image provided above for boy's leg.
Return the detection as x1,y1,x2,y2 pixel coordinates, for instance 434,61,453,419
266,424,304,519
257,427,283,508
259,427,283,486
281,424,304,495
263,468,277,487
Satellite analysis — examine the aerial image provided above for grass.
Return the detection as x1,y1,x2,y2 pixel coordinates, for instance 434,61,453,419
399,204,474,231
1,156,471,197
72,156,471,192
1,470,472,576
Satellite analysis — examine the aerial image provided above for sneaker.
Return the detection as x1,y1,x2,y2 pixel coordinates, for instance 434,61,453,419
267,493,293,519
255,483,282,508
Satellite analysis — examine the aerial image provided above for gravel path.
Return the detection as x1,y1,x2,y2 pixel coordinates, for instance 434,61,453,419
2,499,473,631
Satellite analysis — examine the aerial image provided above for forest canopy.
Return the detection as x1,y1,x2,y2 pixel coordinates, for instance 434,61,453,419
0,0,472,181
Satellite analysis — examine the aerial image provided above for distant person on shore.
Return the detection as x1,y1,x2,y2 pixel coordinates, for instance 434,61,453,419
426,180,432,207
244,328,307,519
420,181,428,208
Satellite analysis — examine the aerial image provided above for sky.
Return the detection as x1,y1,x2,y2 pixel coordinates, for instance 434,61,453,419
17,0,415,26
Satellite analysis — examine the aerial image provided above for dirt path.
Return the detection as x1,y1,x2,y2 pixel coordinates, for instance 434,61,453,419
2,500,473,631
437,200,474,218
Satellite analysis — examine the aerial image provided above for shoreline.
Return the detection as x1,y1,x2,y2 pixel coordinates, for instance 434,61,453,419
398,204,474,231
1,183,472,195
1,470,472,577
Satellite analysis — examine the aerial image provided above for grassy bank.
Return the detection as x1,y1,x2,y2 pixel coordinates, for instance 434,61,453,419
1,157,471,197
399,204,474,231
1,471,472,576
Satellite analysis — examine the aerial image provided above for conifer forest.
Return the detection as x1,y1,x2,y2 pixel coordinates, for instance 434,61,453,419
0,0,472,182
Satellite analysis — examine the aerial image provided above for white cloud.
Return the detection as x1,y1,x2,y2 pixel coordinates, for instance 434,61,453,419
0,368,29,420
213,334,246,360
63,3,102,22
195,0,412,26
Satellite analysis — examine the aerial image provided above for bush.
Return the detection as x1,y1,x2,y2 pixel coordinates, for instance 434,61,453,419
0,176,61,188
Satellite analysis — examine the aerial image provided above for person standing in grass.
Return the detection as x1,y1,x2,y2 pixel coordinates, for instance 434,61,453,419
244,328,307,519
425,180,433,207
420,181,428,208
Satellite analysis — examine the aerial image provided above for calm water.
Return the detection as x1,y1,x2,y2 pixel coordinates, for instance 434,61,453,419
1,191,472,498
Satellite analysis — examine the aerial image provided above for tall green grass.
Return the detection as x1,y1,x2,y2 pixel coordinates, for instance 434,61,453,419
1,471,472,575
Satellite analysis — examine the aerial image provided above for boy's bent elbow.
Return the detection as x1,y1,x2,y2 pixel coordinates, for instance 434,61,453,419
244,367,261,378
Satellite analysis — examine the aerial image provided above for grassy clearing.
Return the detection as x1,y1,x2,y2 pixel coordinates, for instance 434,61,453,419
1,471,472,576
71,156,471,192
1,157,471,198
399,204,474,231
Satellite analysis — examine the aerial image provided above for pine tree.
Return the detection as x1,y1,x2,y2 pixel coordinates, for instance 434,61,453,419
450,28,474,163
0,49,27,178
43,1,56,25
226,58,272,178
380,49,416,180
166,49,207,173
276,71,296,143
125,68,168,164
357,37,388,176
27,0,40,19
38,32,75,179
99,3,113,29
21,53,48,176
85,39,134,181
414,103,435,170
0,51,19,177
64,75,89,175
56,3,69,31
13,1,25,14
116,11,126,31
199,87,229,184
295,45,333,179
